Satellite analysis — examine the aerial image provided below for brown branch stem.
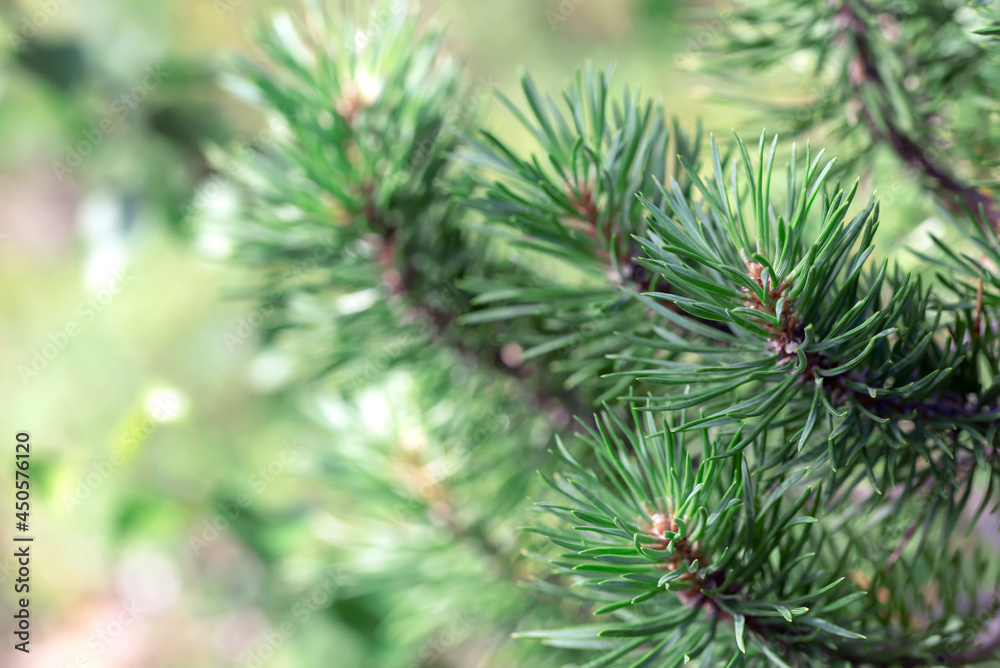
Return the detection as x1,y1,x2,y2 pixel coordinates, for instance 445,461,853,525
360,182,591,428
839,2,1000,232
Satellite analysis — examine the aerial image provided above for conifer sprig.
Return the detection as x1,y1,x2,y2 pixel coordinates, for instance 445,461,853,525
208,1,607,423
211,1,474,378
524,407,997,667
209,1,1000,666
614,133,998,483
714,0,1000,230
460,67,708,402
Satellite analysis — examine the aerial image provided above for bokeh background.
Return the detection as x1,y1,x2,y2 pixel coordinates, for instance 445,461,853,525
0,0,941,666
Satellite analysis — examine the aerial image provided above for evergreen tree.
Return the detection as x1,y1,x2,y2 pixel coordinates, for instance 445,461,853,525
200,1,1000,665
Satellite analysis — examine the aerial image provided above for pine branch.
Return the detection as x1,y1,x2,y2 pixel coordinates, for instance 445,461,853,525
622,132,999,478
527,133,1000,666
837,0,1000,232
363,162,590,426
460,69,734,404
209,2,609,430
714,0,1000,235
528,395,999,666
208,2,1000,666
